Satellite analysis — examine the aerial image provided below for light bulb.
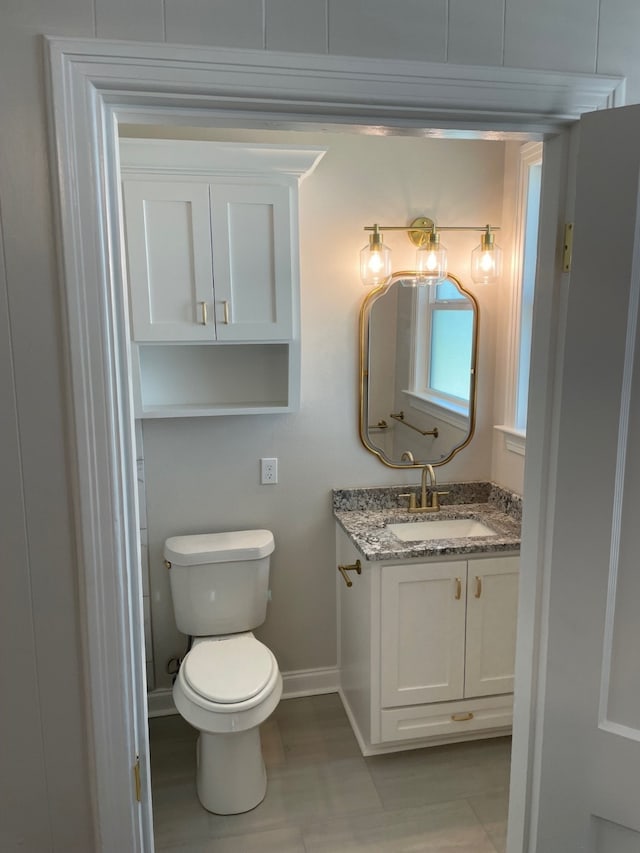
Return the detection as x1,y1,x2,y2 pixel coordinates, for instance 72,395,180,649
367,250,384,274
479,251,494,272
423,251,439,272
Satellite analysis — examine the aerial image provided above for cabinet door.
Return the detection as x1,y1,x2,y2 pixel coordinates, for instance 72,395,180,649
380,561,466,707
123,180,215,342
465,556,519,698
210,183,294,341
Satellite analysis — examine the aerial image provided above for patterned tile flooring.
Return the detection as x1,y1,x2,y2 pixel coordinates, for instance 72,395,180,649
150,694,510,852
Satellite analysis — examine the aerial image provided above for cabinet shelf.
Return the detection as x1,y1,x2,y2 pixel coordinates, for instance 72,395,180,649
134,342,294,418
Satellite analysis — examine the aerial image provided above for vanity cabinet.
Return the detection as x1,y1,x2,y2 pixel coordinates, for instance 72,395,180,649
119,139,325,417
337,527,519,754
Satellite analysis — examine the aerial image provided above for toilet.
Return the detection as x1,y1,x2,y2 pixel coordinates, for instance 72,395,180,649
164,529,282,815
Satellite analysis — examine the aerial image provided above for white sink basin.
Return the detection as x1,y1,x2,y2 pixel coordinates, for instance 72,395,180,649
388,518,496,541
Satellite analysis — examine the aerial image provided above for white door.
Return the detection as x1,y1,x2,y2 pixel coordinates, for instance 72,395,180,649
465,556,519,698
532,105,640,850
380,561,466,706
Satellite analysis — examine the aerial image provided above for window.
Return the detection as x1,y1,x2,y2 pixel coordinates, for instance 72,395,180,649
515,151,542,431
406,278,474,426
496,141,542,455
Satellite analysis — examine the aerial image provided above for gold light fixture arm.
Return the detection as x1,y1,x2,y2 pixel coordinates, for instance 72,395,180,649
363,218,501,240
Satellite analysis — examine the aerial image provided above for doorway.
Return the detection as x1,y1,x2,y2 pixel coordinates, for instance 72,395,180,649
124,122,534,850
45,36,622,852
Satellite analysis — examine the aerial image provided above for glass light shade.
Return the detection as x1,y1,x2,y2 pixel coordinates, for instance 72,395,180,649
360,232,392,286
471,231,503,284
416,233,447,284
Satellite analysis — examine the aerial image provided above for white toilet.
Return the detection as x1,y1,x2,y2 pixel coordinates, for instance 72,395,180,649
164,529,282,815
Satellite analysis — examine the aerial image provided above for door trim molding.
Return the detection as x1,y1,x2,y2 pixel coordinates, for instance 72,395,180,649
44,36,623,851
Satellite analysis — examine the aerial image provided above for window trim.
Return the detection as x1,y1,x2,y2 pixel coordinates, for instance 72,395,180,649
496,141,543,456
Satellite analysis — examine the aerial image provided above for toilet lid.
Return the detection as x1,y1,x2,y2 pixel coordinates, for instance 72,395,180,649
183,636,275,704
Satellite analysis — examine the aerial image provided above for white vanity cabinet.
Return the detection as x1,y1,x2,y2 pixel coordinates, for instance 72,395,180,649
119,139,325,417
336,527,519,754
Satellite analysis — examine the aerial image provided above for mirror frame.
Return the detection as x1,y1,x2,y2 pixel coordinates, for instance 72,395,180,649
359,271,479,468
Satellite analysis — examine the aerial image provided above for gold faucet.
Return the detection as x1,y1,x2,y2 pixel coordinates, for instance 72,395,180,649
400,462,446,513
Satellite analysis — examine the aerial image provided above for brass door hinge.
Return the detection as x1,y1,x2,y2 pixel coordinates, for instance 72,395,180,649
133,756,142,803
562,222,574,272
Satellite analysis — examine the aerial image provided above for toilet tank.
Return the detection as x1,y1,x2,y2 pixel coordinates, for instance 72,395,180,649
164,530,274,636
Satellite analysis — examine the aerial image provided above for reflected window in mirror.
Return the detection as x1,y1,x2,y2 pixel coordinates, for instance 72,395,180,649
408,279,473,426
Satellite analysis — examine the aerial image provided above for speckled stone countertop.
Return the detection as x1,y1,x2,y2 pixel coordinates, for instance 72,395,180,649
333,482,521,562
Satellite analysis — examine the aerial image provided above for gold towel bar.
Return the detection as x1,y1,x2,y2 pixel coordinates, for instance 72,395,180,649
390,411,439,439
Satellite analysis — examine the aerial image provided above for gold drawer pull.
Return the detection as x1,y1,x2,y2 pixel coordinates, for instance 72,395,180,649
338,560,362,588
199,301,208,325
475,576,482,598
451,712,474,722
222,300,230,324
454,577,462,600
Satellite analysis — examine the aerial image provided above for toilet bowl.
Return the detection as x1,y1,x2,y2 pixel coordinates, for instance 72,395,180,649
173,635,283,814
164,530,281,815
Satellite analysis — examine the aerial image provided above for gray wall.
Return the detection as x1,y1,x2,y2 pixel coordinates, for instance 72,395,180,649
2,1,640,850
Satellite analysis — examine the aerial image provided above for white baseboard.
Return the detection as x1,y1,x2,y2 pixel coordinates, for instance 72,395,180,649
281,666,339,699
147,666,339,718
147,687,175,718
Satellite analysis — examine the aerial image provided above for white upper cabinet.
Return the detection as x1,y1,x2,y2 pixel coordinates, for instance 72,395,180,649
118,139,325,417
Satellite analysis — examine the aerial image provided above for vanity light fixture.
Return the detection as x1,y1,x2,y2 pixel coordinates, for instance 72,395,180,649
360,217,501,286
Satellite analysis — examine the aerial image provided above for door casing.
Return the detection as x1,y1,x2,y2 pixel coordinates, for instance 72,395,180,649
44,36,624,852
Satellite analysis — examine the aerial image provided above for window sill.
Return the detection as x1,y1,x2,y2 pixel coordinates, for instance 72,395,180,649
494,424,526,457
403,390,469,430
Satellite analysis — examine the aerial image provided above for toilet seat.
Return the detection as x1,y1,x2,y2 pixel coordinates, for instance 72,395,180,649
183,636,275,705
173,634,282,734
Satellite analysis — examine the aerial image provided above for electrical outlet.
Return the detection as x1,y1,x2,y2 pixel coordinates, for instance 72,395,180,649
260,457,278,484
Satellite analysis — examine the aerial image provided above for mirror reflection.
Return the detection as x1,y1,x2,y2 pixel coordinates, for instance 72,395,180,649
360,274,478,467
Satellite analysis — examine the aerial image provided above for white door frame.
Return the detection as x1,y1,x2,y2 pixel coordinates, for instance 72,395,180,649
44,36,624,852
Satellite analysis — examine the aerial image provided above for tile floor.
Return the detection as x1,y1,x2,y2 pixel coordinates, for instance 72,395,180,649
150,693,510,852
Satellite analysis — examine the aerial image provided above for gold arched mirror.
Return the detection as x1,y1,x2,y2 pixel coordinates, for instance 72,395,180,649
359,272,478,467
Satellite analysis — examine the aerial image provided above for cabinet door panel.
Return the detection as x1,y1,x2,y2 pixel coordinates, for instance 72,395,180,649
465,556,519,698
381,561,466,707
123,181,215,341
210,184,293,341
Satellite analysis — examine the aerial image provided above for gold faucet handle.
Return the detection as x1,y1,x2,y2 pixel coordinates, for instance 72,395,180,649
399,493,417,510
430,490,449,510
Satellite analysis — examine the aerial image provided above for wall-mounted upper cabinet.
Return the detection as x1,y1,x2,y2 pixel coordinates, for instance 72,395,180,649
122,176,294,343
119,139,325,417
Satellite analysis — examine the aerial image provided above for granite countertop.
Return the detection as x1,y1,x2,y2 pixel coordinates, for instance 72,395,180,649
333,482,521,562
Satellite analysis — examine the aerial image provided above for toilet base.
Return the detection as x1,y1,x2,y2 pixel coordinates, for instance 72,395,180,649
196,727,267,814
